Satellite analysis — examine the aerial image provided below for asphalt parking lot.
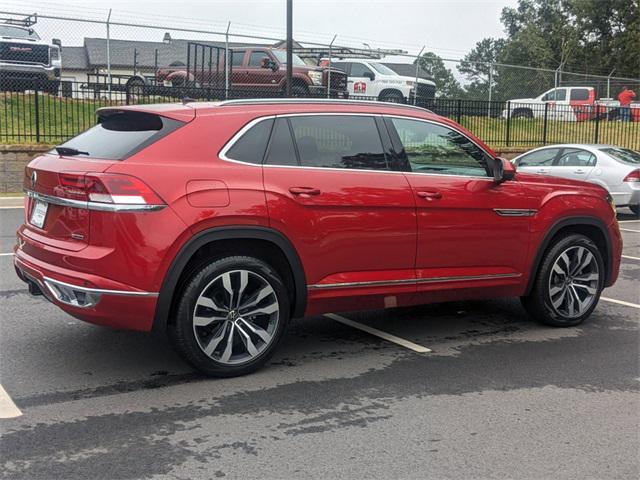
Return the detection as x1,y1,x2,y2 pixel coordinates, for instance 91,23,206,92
1,206,638,480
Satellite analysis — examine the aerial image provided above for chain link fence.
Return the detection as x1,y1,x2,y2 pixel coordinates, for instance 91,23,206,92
1,10,638,150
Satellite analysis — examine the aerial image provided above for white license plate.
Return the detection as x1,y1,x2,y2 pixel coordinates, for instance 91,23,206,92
29,200,48,228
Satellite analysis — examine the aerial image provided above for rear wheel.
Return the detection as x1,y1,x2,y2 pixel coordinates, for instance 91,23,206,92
521,234,604,327
169,256,290,377
379,90,404,104
512,109,533,119
630,205,639,217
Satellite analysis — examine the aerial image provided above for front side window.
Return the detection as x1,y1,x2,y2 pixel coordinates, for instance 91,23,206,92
570,88,590,101
224,118,274,164
543,88,567,101
248,51,270,67
289,115,388,170
556,148,596,167
350,63,374,78
517,148,560,167
390,118,491,177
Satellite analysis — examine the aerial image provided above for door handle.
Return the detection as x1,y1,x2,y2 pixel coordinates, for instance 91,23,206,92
416,191,442,200
574,169,585,174
289,186,321,196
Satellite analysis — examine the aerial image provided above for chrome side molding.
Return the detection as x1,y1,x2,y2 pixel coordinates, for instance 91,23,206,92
493,208,537,217
308,272,521,290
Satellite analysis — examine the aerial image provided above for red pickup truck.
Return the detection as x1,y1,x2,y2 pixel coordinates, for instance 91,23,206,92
155,47,348,97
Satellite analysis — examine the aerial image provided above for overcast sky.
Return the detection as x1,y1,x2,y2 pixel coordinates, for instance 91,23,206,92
10,0,518,61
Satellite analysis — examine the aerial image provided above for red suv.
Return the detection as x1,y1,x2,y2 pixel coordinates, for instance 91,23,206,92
14,99,622,377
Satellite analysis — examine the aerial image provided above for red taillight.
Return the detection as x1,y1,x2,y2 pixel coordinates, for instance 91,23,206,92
56,173,164,205
623,170,640,183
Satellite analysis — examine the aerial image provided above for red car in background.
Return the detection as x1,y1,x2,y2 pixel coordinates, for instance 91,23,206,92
15,99,622,377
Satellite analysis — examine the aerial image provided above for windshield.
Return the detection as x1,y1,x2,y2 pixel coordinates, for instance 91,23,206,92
271,50,306,66
0,25,40,40
600,147,640,165
370,63,398,75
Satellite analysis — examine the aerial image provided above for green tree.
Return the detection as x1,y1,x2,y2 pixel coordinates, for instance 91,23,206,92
458,38,506,100
415,52,463,98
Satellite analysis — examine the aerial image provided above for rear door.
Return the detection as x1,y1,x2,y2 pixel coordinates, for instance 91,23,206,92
261,114,417,311
550,147,597,181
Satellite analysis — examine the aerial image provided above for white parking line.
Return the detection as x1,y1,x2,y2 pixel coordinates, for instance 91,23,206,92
325,313,432,353
601,297,640,309
0,384,22,419
619,219,640,223
620,228,640,233
0,206,23,210
0,252,14,257
622,255,640,261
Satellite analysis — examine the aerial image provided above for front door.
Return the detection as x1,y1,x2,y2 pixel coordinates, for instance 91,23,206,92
385,116,533,298
262,114,417,314
347,62,375,98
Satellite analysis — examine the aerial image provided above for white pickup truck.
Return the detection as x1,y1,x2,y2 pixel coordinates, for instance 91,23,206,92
329,59,436,105
503,86,636,122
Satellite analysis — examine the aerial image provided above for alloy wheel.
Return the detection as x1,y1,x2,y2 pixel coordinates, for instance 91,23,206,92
192,270,280,365
548,245,600,318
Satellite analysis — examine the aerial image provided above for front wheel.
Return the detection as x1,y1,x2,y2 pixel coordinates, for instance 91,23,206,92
169,256,290,377
521,234,604,327
630,205,639,217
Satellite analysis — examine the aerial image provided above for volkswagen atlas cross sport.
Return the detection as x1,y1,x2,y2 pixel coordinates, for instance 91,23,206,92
14,99,622,377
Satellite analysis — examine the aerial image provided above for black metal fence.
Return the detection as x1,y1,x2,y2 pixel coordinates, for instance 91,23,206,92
1,79,639,151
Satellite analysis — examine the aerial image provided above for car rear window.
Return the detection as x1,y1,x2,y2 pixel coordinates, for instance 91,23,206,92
55,111,184,160
600,147,640,165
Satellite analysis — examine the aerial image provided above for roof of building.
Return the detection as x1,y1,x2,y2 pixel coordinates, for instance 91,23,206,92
60,46,88,70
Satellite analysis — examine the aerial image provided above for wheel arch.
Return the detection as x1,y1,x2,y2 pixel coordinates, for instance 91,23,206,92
525,216,613,296
153,226,307,333
378,88,405,101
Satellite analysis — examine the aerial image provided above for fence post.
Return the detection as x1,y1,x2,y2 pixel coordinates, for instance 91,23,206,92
594,107,600,144
505,101,511,147
456,99,462,124
542,102,549,145
34,81,41,143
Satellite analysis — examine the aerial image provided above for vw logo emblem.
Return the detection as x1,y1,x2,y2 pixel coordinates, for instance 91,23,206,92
31,171,37,189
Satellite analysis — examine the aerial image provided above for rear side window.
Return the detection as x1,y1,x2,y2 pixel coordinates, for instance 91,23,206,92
225,118,274,164
232,50,245,66
556,148,596,167
600,147,640,165
517,148,559,167
56,111,184,160
265,118,298,166
289,115,388,170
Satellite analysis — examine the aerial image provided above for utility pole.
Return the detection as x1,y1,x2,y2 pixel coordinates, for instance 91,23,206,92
414,46,425,106
327,34,337,98
286,0,293,96
106,8,112,96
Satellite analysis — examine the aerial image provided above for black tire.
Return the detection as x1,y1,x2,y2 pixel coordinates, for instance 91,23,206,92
521,234,604,327
512,109,533,119
44,80,60,96
126,78,145,98
290,83,309,97
379,90,404,104
630,205,639,217
168,256,290,377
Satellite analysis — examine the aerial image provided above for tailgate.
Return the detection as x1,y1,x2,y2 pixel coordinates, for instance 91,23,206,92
23,154,116,251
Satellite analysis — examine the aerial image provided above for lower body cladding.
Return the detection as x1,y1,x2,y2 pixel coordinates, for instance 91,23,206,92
14,252,158,331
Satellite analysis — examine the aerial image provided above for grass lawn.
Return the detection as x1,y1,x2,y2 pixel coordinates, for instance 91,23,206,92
2,92,639,150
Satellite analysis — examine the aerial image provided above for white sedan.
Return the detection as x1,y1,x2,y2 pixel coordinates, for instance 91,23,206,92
512,144,640,215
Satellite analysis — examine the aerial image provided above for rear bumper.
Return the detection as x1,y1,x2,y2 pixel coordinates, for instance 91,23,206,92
14,247,158,331
611,184,640,207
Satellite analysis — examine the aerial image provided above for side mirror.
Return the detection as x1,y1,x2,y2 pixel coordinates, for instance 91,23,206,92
493,157,516,183
52,38,62,47
363,71,375,81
